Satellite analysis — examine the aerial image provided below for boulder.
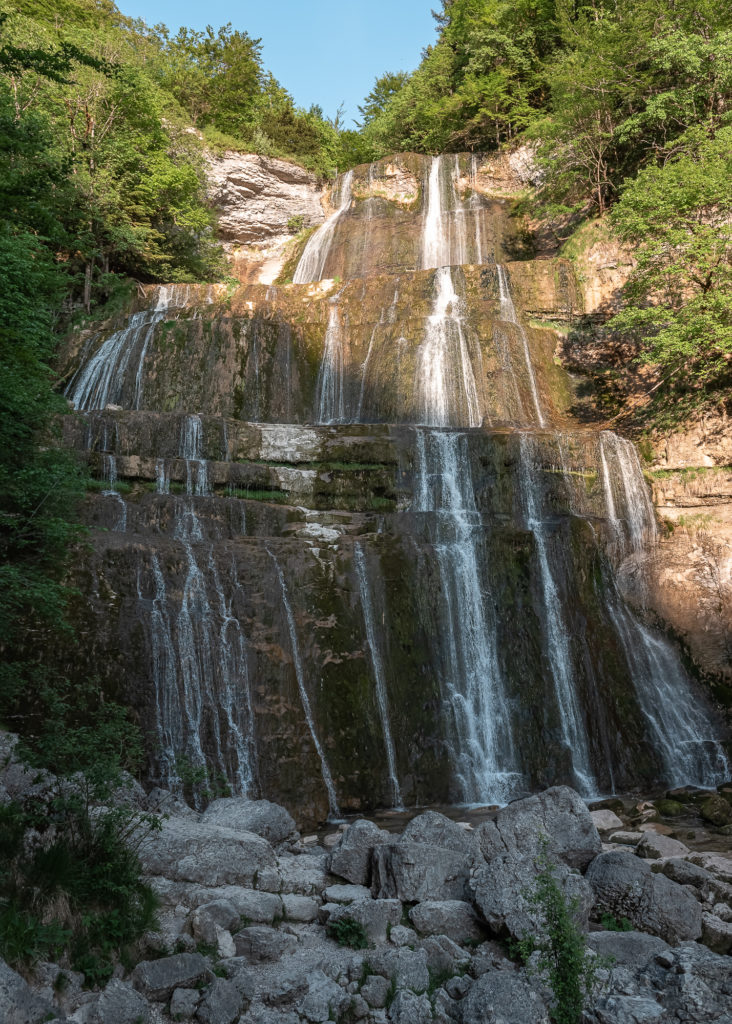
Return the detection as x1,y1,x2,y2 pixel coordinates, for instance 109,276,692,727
201,797,297,845
591,809,625,833
409,900,483,943
388,990,432,1023
389,925,418,946
586,850,702,944
148,880,283,922
233,925,296,962
701,912,732,954
420,935,471,976
687,853,732,884
699,793,732,827
323,883,371,904
459,971,550,1024
470,851,593,940
196,978,244,1024
139,817,275,886
635,832,689,860
0,958,53,1024
262,966,310,1006
170,988,200,1019
586,930,670,966
360,974,390,1009
401,811,477,853
608,831,643,846
328,897,401,943
192,900,240,932
372,842,469,901
282,893,319,922
297,969,351,1023
328,819,391,885
90,980,151,1024
368,947,430,994
478,786,601,870
132,953,209,1001
278,853,331,895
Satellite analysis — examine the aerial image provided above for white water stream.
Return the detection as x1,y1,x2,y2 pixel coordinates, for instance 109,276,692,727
293,170,354,284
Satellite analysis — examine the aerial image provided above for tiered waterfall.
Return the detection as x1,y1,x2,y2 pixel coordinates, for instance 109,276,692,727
59,153,729,821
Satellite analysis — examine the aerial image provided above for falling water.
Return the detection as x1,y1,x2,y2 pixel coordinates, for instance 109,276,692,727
606,589,729,787
67,288,172,411
145,553,186,788
268,550,340,817
293,170,354,284
315,301,346,424
415,267,481,427
356,284,399,422
599,431,657,556
416,430,521,803
470,155,484,265
353,544,402,807
180,414,209,496
518,434,596,795
156,458,170,494
497,265,546,427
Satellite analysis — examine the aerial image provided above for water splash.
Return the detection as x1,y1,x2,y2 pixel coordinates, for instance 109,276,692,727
354,543,402,807
293,170,354,284
497,266,546,427
268,549,340,817
416,429,522,803
518,434,596,795
599,431,657,557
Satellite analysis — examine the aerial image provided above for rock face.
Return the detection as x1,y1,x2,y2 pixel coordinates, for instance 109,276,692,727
206,151,325,283
201,796,297,844
138,817,275,885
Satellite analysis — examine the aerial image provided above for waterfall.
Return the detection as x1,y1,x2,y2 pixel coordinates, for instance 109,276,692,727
146,553,186,789
606,589,729,787
356,284,399,422
353,544,403,807
268,550,341,818
497,265,546,427
180,414,209,496
416,429,521,804
599,431,657,556
67,288,172,411
315,301,346,424
415,267,482,427
518,434,596,795
155,458,170,494
293,170,354,284
470,155,484,265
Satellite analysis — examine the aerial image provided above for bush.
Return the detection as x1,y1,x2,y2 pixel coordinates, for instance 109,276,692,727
326,917,368,949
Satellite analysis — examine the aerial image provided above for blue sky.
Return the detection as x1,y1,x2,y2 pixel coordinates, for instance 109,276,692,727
118,0,437,125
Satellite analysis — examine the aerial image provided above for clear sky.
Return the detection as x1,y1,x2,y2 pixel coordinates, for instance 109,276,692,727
117,0,437,125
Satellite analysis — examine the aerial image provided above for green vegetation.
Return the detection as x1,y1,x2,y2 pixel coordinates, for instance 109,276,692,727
516,844,599,1024
599,912,633,932
326,917,369,949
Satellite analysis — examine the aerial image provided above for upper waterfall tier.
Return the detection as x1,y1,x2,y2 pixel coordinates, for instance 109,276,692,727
61,263,577,429
289,153,522,284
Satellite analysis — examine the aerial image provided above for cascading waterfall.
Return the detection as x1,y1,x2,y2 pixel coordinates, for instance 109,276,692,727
416,429,521,803
353,544,402,807
422,155,470,270
470,155,484,265
180,414,209,496
599,431,657,556
268,550,341,817
315,300,346,424
518,434,596,795
606,588,729,787
293,170,354,284
356,285,399,422
497,265,546,428
415,267,482,427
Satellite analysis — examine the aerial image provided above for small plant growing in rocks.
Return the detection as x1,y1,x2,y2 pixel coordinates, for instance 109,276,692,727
326,917,368,949
516,841,599,1024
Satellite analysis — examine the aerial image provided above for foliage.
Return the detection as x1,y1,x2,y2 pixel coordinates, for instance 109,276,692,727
599,912,632,932
516,843,598,1024
609,127,732,422
326,917,368,949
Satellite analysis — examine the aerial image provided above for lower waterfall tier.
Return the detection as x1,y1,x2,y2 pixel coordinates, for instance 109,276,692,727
58,413,729,823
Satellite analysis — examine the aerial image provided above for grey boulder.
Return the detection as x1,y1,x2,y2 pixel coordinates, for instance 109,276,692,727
139,816,275,886
586,850,702,944
0,958,54,1024
196,978,244,1024
233,925,297,962
170,988,200,1019
388,990,432,1023
410,900,483,943
368,947,430,994
459,971,550,1024
297,969,351,1023
132,953,209,1001
586,930,670,966
91,979,150,1024
635,832,689,860
200,797,297,845
328,819,390,886
372,841,470,901
327,897,401,943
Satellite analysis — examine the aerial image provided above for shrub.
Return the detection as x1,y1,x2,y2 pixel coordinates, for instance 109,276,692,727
287,214,306,233
326,917,368,949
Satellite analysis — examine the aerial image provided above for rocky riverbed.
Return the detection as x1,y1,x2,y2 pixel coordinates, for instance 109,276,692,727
3,735,732,1024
